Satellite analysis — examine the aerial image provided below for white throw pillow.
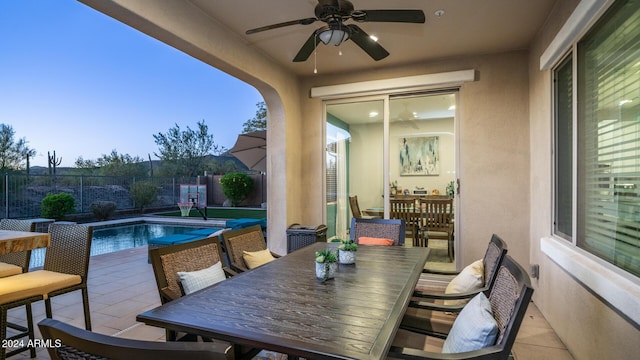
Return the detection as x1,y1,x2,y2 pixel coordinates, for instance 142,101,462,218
444,259,484,306
442,292,498,353
178,261,226,295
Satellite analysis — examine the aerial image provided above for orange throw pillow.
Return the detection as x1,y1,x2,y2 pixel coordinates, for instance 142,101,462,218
358,237,394,246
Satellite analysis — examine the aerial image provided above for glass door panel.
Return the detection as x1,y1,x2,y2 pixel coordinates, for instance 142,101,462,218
389,93,456,252
326,100,384,240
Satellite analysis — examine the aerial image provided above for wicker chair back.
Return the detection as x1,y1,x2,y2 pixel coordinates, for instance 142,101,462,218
0,219,36,272
221,225,268,272
44,224,93,278
350,218,406,246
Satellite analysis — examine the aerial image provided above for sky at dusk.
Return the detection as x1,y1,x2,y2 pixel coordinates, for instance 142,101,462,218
0,0,263,167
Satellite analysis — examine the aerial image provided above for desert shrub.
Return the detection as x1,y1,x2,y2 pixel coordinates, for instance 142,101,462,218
130,180,159,212
90,201,117,221
220,172,254,206
41,192,76,220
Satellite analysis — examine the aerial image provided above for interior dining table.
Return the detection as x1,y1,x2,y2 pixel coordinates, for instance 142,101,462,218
0,229,50,255
137,242,430,360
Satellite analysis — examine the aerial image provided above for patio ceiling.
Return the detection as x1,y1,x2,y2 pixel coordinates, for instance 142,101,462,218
189,0,558,76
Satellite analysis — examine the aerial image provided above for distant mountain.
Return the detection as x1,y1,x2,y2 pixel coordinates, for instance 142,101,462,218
27,154,250,175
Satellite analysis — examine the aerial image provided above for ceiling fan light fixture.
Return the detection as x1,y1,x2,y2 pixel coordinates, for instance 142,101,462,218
318,28,350,46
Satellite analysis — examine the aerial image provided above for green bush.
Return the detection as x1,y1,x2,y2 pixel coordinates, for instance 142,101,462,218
41,192,76,220
90,201,117,221
130,180,159,212
220,173,254,206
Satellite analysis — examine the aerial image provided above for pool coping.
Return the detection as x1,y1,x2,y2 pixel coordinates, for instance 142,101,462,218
83,215,227,230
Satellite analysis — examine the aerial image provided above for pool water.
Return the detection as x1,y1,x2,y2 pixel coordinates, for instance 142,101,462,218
29,223,221,268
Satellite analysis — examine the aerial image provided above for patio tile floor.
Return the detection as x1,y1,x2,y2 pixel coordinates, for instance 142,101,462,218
6,245,574,359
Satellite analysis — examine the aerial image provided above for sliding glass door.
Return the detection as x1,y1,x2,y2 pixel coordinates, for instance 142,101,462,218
325,92,457,258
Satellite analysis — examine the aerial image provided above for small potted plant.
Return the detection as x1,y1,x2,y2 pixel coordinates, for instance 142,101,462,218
315,248,338,281
337,239,357,264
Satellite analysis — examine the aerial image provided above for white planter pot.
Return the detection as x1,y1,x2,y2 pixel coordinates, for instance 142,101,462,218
315,262,337,280
339,250,356,264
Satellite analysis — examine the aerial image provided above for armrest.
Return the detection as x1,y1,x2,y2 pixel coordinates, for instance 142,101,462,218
160,287,181,302
408,300,465,313
421,268,459,276
223,266,238,277
388,344,502,360
413,287,484,300
270,251,281,258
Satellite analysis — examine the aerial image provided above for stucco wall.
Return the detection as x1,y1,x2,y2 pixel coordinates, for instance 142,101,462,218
300,52,531,268
528,1,639,359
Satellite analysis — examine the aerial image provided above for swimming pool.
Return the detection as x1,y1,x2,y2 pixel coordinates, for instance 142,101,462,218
29,223,221,268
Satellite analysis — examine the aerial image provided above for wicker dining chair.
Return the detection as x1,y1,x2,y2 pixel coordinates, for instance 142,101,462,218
221,224,280,272
349,217,406,246
0,224,94,334
0,219,36,277
389,255,534,360
38,318,231,360
403,234,508,338
149,237,234,305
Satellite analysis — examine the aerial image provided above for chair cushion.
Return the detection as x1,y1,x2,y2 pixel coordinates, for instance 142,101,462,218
242,249,275,269
178,261,226,295
0,270,81,304
442,292,498,353
358,237,394,246
0,262,22,278
444,259,484,306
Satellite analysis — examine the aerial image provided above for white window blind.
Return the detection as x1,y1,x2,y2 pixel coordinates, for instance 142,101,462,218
577,0,640,276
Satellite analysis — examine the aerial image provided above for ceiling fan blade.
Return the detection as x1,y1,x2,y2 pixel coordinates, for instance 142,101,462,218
353,9,425,23
348,25,389,61
293,31,321,62
246,18,317,35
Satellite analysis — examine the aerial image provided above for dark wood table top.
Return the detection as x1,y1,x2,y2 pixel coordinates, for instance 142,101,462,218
0,230,50,255
137,242,429,360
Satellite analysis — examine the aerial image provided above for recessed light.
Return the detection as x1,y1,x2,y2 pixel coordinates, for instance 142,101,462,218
448,105,456,110
434,9,445,17
369,111,379,117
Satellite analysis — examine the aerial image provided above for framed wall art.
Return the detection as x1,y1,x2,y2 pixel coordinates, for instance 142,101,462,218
399,136,440,176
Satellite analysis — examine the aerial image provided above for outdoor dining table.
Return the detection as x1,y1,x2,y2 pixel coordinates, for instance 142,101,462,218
0,229,50,255
137,242,430,360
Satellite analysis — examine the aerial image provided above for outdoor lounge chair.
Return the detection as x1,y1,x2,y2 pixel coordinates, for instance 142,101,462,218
38,318,230,360
405,234,508,337
350,217,406,246
0,219,36,277
221,224,280,272
389,255,534,360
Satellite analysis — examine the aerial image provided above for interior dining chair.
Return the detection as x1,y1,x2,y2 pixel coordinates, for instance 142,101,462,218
221,224,280,272
349,217,406,246
390,198,419,246
404,234,508,338
417,197,454,260
389,255,534,360
349,195,379,219
38,318,231,360
0,219,36,277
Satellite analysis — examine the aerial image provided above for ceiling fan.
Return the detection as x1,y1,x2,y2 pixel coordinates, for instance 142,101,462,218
245,0,425,62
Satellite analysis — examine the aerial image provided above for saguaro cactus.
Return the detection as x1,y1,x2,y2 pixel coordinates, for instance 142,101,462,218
47,151,62,175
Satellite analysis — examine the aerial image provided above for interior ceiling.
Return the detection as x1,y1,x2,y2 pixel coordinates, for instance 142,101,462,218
189,0,558,77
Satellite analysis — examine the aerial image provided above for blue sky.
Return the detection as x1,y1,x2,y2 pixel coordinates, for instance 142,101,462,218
0,1,263,167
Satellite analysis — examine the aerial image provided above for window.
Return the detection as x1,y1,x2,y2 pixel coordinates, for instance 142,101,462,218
554,0,640,277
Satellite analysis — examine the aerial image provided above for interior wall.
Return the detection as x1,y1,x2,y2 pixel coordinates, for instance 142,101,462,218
390,118,455,196
300,51,531,268
528,1,638,359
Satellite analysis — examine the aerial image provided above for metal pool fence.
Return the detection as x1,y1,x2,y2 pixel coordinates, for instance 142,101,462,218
1,174,197,219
